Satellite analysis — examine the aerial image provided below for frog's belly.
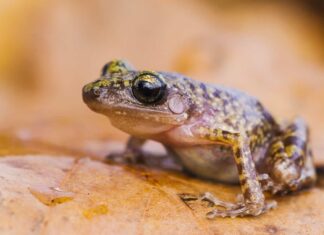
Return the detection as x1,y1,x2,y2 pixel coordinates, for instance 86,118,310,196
173,145,239,183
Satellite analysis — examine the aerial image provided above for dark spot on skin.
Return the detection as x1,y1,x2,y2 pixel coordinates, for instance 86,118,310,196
203,93,210,100
262,110,277,127
189,82,196,92
242,112,249,123
219,145,226,151
205,133,211,139
235,157,243,173
250,126,267,145
221,130,232,140
239,177,247,185
268,143,284,158
286,123,300,133
199,83,210,100
290,150,304,161
222,99,229,106
223,119,233,127
212,89,221,98
283,136,305,150
117,80,125,89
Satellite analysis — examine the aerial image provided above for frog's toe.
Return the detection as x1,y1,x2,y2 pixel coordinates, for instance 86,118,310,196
105,152,126,163
200,192,238,209
205,200,277,218
206,206,247,218
106,150,143,164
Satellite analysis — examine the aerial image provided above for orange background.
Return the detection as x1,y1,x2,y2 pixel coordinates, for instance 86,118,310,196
0,0,323,163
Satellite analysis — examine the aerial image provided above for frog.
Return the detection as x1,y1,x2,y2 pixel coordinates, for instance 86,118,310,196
82,59,316,218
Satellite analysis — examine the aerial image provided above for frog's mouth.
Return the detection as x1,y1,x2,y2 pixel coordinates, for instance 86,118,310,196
88,102,188,126
85,102,187,136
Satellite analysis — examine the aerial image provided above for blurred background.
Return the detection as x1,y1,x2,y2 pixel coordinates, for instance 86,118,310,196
0,0,323,163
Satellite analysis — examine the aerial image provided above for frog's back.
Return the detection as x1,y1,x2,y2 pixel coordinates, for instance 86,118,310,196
161,72,278,137
161,73,279,182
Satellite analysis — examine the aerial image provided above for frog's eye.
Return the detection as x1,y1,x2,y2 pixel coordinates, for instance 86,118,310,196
132,73,166,104
101,60,134,76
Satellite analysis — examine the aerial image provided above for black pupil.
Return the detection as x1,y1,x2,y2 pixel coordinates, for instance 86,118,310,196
132,75,165,104
137,80,160,98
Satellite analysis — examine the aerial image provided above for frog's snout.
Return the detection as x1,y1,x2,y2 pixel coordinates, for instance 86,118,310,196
82,84,101,103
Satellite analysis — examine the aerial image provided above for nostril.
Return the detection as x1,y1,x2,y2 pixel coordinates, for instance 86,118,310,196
82,86,100,103
93,87,100,96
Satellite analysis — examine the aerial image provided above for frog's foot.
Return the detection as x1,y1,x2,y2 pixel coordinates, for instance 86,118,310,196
200,192,277,218
205,202,276,219
108,149,183,171
106,149,143,164
200,192,238,209
257,174,275,192
257,174,294,195
179,192,233,206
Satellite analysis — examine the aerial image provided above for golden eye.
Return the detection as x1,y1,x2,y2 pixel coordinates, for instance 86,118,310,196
132,73,166,104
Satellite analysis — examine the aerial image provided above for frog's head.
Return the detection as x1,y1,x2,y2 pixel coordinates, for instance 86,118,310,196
82,60,191,137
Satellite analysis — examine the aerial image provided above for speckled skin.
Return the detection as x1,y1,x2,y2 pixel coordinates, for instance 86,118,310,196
83,60,316,218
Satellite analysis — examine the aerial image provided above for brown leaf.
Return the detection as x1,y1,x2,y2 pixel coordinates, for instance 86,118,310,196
0,153,323,234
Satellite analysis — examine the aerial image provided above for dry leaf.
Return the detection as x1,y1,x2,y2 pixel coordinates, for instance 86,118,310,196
0,152,323,234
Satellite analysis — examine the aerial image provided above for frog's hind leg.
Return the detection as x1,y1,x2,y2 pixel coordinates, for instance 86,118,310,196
266,117,316,194
181,126,278,218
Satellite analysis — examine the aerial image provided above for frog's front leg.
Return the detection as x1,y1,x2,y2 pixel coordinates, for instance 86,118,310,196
107,137,183,170
188,127,275,218
107,136,146,163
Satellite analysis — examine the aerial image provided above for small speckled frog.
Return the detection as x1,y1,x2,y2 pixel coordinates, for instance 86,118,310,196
82,60,316,218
